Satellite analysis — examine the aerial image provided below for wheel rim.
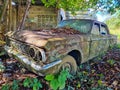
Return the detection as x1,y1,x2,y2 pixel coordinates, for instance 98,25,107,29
58,55,77,75
61,62,72,72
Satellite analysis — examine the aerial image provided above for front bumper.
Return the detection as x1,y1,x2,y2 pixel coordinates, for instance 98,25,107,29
4,45,62,76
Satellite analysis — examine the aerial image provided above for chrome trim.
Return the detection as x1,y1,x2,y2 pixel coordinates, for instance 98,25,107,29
42,60,62,70
37,48,46,62
4,45,62,71
39,49,46,62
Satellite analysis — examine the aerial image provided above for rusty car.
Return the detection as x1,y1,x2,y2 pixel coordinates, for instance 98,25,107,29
5,19,117,76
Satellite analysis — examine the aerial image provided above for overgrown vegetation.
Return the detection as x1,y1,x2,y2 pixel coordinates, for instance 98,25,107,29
1,78,42,90
106,11,120,41
23,77,42,90
106,11,120,30
45,69,70,90
110,30,120,41
32,0,120,14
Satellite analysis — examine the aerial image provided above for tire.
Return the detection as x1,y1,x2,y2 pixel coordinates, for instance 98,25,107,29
58,55,77,74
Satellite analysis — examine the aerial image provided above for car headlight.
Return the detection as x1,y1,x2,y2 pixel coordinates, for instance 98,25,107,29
37,50,42,61
28,46,46,62
29,47,36,59
10,40,46,62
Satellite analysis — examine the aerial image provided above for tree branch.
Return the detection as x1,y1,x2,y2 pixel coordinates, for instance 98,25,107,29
17,0,31,31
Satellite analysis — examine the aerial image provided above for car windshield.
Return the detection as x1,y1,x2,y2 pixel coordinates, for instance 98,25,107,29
58,20,92,34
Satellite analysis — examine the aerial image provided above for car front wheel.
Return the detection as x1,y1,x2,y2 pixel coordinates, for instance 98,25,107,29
58,55,77,74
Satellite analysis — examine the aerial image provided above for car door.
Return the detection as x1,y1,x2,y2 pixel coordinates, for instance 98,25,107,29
89,22,101,59
100,24,117,47
99,24,110,52
89,22,111,59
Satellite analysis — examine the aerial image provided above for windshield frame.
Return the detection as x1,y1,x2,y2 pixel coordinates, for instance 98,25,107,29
57,19,93,34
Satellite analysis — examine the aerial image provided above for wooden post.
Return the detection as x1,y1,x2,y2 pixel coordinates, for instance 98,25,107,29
8,0,13,31
0,0,9,32
0,0,9,23
13,7,16,31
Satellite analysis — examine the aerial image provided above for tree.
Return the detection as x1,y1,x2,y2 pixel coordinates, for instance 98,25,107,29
40,0,98,11
32,0,120,14
106,10,120,30
96,0,120,14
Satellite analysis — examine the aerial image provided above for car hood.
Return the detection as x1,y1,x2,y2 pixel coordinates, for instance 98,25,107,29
7,29,89,49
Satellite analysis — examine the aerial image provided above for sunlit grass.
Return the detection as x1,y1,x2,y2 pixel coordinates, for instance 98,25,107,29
110,29,120,43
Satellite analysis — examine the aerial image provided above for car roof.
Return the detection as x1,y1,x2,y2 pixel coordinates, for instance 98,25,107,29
62,19,107,26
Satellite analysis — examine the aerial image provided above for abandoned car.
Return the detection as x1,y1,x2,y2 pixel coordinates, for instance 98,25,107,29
5,19,117,76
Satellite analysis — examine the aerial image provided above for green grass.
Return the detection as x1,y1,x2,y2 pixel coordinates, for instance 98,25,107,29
110,29,120,43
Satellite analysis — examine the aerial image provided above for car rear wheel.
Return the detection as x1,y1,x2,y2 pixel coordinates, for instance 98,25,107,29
58,55,77,74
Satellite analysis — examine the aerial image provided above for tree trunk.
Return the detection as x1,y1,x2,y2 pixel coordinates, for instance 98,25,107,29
0,0,9,23
17,0,31,31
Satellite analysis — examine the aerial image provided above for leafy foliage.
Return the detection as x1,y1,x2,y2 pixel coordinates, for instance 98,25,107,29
1,80,19,90
107,59,116,65
23,77,33,88
31,0,120,14
97,0,120,14
45,69,70,90
106,11,120,30
23,77,42,90
12,80,20,90
1,78,42,90
106,11,120,41
45,74,55,81
116,44,120,48
33,0,98,11
1,84,10,90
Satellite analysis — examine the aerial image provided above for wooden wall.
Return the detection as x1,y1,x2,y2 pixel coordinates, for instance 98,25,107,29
1,3,58,31
23,6,58,30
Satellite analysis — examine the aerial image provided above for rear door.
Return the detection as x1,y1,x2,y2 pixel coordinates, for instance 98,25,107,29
89,22,101,59
99,24,110,52
89,22,111,59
